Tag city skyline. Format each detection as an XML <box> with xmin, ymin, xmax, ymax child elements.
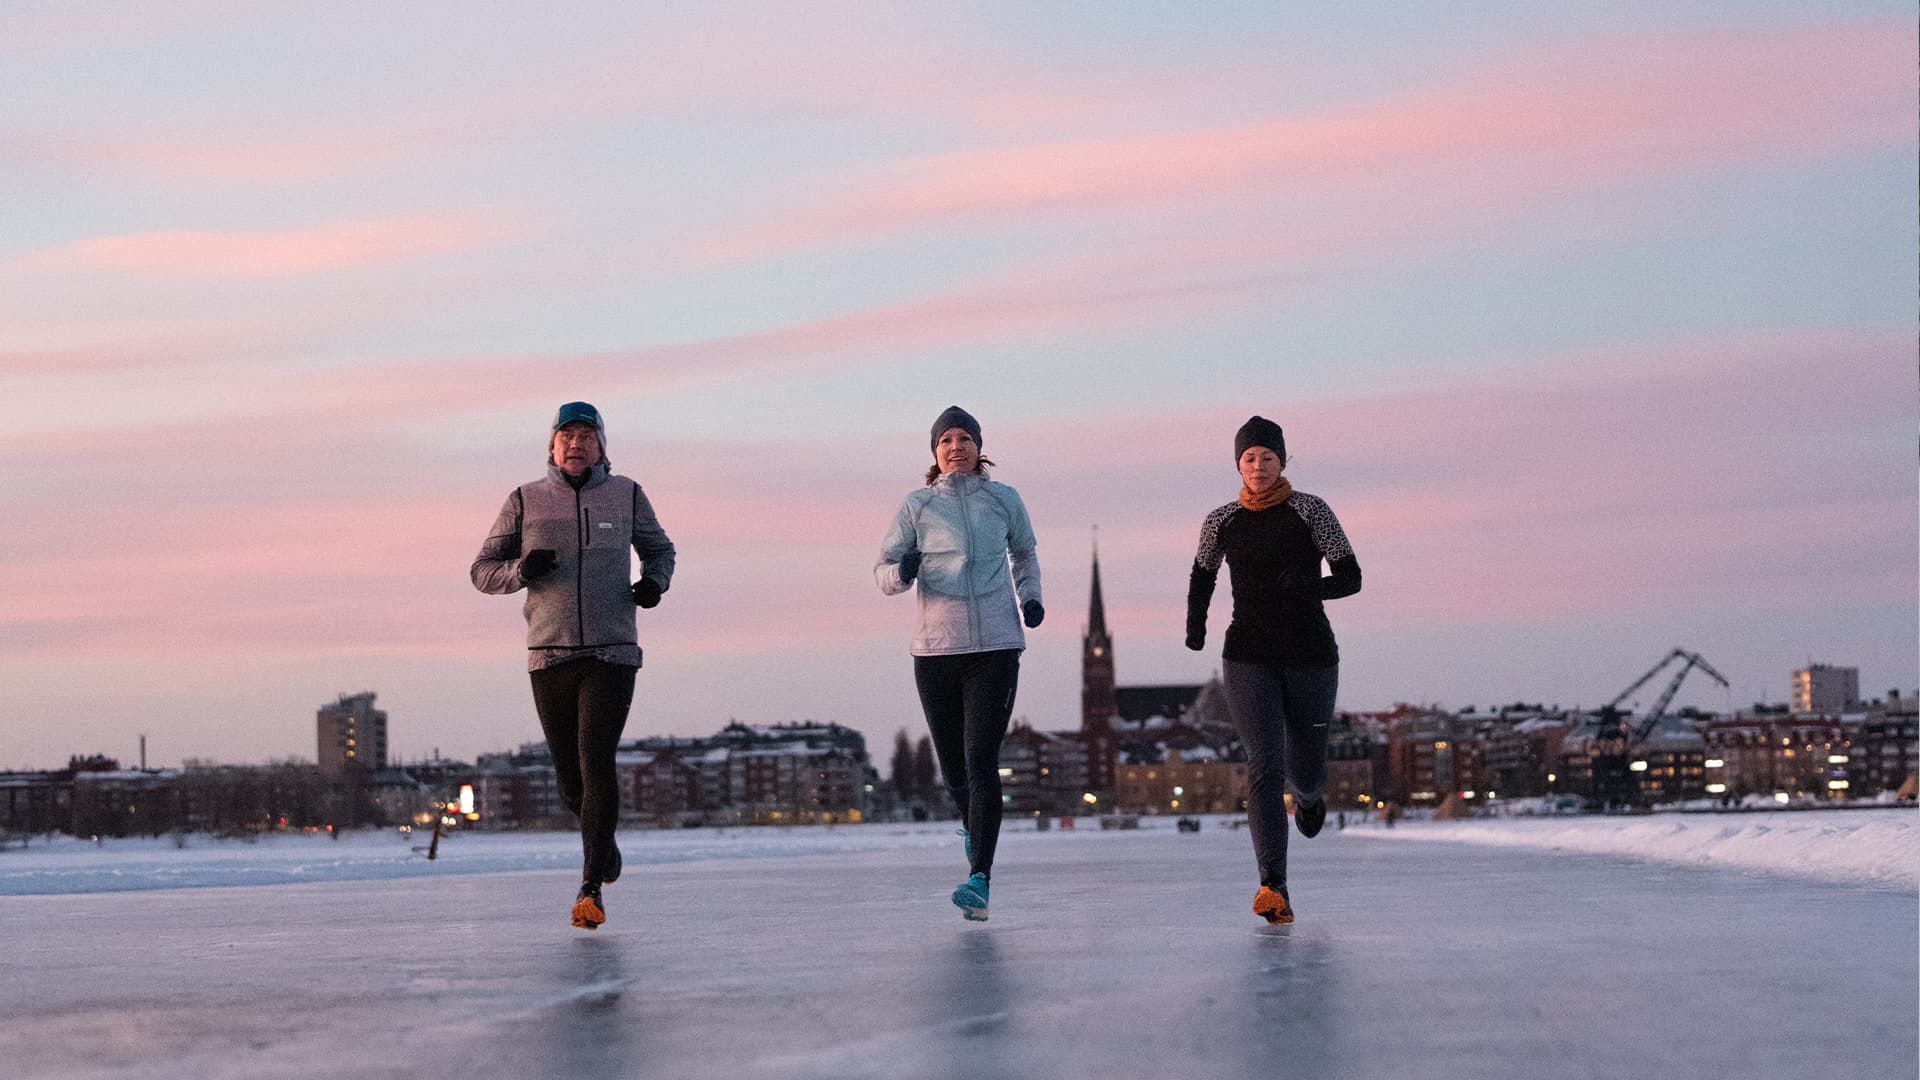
<box><xmin>2</xmin><ymin>5</ymin><xmax>1915</xmax><ymax>771</ymax></box>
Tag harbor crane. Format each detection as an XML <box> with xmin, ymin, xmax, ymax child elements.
<box><xmin>1591</xmin><ymin>648</ymin><xmax>1730</xmax><ymax>809</ymax></box>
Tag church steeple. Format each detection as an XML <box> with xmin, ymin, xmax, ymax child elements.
<box><xmin>1087</xmin><ymin>534</ymin><xmax>1108</xmax><ymax>641</ymax></box>
<box><xmin>1081</xmin><ymin>530</ymin><xmax>1117</xmax><ymax>799</ymax></box>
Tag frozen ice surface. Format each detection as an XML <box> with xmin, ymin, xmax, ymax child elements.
<box><xmin>2</xmin><ymin>813</ymin><xmax>1914</xmax><ymax>1080</ymax></box>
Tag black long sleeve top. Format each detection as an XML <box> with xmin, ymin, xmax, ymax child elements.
<box><xmin>1186</xmin><ymin>491</ymin><xmax>1360</xmax><ymax>668</ymax></box>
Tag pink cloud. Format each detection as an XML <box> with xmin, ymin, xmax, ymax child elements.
<box><xmin>0</xmin><ymin>2</ymin><xmax>241</xmax><ymax>53</ymax></box>
<box><xmin>27</xmin><ymin>210</ymin><xmax>526</xmax><ymax>282</ymax></box>
<box><xmin>700</xmin><ymin>19</ymin><xmax>1912</xmax><ymax>263</ymax></box>
<box><xmin>0</xmin><ymin>241</ymin><xmax>1291</xmax><ymax>440</ymax></box>
<box><xmin>0</xmin><ymin>466</ymin><xmax>895</xmax><ymax>662</ymax></box>
<box><xmin>0</xmin><ymin>322</ymin><xmax>1907</xmax><ymax>668</ymax></box>
<box><xmin>6</xmin><ymin>127</ymin><xmax>448</xmax><ymax>187</ymax></box>
<box><xmin>979</xmin><ymin>324</ymin><xmax>1914</xmax><ymax>627</ymax></box>
<box><xmin>3</xmin><ymin>18</ymin><xmax>1141</xmax><ymax>192</ymax></box>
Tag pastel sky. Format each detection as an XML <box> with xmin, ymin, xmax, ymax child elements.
<box><xmin>3</xmin><ymin>3</ymin><xmax>1914</xmax><ymax>771</ymax></box>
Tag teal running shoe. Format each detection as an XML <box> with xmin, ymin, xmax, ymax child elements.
<box><xmin>951</xmin><ymin>872</ymin><xmax>989</xmax><ymax>921</ymax></box>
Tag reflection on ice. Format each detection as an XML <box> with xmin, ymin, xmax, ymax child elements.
<box><xmin>2</xmin><ymin>818</ymin><xmax>1912</xmax><ymax>1080</ymax></box>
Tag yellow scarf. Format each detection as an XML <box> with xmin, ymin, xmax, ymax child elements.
<box><xmin>1238</xmin><ymin>477</ymin><xmax>1293</xmax><ymax>511</ymax></box>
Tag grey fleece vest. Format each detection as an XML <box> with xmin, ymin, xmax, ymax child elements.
<box><xmin>471</xmin><ymin>463</ymin><xmax>676</xmax><ymax>669</ymax></box>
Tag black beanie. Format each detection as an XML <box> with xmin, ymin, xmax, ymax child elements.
<box><xmin>1234</xmin><ymin>415</ymin><xmax>1285</xmax><ymax>462</ymax></box>
<box><xmin>930</xmin><ymin>405</ymin><xmax>983</xmax><ymax>454</ymax></box>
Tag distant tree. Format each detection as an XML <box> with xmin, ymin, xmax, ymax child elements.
<box><xmin>912</xmin><ymin>735</ymin><xmax>938</xmax><ymax>800</ymax></box>
<box><xmin>890</xmin><ymin>729</ymin><xmax>915</xmax><ymax>800</ymax></box>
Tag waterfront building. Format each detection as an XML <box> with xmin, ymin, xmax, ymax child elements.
<box><xmin>1770</xmin><ymin>714</ymin><xmax>1848</xmax><ymax>799</ymax></box>
<box><xmin>1115</xmin><ymin>751</ymin><xmax>1246</xmax><ymax>815</ymax></box>
<box><xmin>1483</xmin><ymin>713</ymin><xmax>1578</xmax><ymax>798</ymax></box>
<box><xmin>0</xmin><ymin>770</ymin><xmax>72</xmax><ymax>838</ymax></box>
<box><xmin>316</xmin><ymin>692</ymin><xmax>388</xmax><ymax>776</ymax></box>
<box><xmin>1850</xmin><ymin>693</ymin><xmax>1917</xmax><ymax>798</ymax></box>
<box><xmin>727</xmin><ymin>743</ymin><xmax>864</xmax><ymax>824</ymax></box>
<box><xmin>467</xmin><ymin>757</ymin><xmax>565</xmax><ymax>828</ymax></box>
<box><xmin>1632</xmin><ymin>719</ymin><xmax>1707</xmax><ymax>803</ymax></box>
<box><xmin>1325</xmin><ymin>711</ymin><xmax>1388</xmax><ymax>809</ymax></box>
<box><xmin>1792</xmin><ymin>664</ymin><xmax>1859</xmax><ymax>715</ymax></box>
<box><xmin>1386</xmin><ymin>707</ymin><xmax>1482</xmax><ymax>807</ymax></box>
<box><xmin>1702</xmin><ymin>716</ymin><xmax>1774</xmax><ymax>799</ymax></box>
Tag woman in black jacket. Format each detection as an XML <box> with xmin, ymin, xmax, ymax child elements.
<box><xmin>1186</xmin><ymin>416</ymin><xmax>1360</xmax><ymax>925</ymax></box>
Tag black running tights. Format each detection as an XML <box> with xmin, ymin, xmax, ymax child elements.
<box><xmin>913</xmin><ymin>648</ymin><xmax>1021</xmax><ymax>878</ymax></box>
<box><xmin>530</xmin><ymin>658</ymin><xmax>636</xmax><ymax>884</ymax></box>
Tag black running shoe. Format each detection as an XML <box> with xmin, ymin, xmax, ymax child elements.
<box><xmin>1295</xmin><ymin>797</ymin><xmax>1326</xmax><ymax>839</ymax></box>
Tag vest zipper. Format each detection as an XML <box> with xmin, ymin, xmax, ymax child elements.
<box><xmin>574</xmin><ymin>490</ymin><xmax>587</xmax><ymax>645</ymax></box>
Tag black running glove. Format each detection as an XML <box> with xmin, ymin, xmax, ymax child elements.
<box><xmin>1276</xmin><ymin>565</ymin><xmax>1322</xmax><ymax>598</ymax></box>
<box><xmin>1185</xmin><ymin>628</ymin><xmax>1205</xmax><ymax>652</ymax></box>
<box><xmin>632</xmin><ymin>578</ymin><xmax>662</xmax><ymax>609</ymax></box>
<box><xmin>521</xmin><ymin>548</ymin><xmax>557</xmax><ymax>582</ymax></box>
<box><xmin>1022</xmin><ymin>600</ymin><xmax>1045</xmax><ymax>628</ymax></box>
<box><xmin>897</xmin><ymin>549</ymin><xmax>921</xmax><ymax>586</ymax></box>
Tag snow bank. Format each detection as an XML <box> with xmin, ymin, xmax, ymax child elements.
<box><xmin>0</xmin><ymin>820</ymin><xmax>993</xmax><ymax>896</ymax></box>
<box><xmin>1350</xmin><ymin>808</ymin><xmax>1918</xmax><ymax>890</ymax></box>
<box><xmin>3</xmin><ymin>808</ymin><xmax>1912</xmax><ymax>896</ymax></box>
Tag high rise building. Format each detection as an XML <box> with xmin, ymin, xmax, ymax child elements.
<box><xmin>317</xmin><ymin>692</ymin><xmax>388</xmax><ymax>776</ymax></box>
<box><xmin>1791</xmin><ymin>664</ymin><xmax>1859</xmax><ymax>715</ymax></box>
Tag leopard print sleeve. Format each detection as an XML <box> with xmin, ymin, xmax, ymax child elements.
<box><xmin>1193</xmin><ymin>502</ymin><xmax>1238</xmax><ymax>571</ymax></box>
<box><xmin>1187</xmin><ymin>502</ymin><xmax>1238</xmax><ymax>643</ymax></box>
<box><xmin>1287</xmin><ymin>493</ymin><xmax>1353</xmax><ymax>562</ymax></box>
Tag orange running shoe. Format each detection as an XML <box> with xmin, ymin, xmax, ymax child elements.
<box><xmin>571</xmin><ymin>882</ymin><xmax>606</xmax><ymax>930</ymax></box>
<box><xmin>1253</xmin><ymin>885</ymin><xmax>1293</xmax><ymax>925</ymax></box>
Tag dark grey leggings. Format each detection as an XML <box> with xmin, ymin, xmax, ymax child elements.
<box><xmin>913</xmin><ymin>649</ymin><xmax>1021</xmax><ymax>878</ymax></box>
<box><xmin>530</xmin><ymin>658</ymin><xmax>636</xmax><ymax>884</ymax></box>
<box><xmin>1223</xmin><ymin>659</ymin><xmax>1337</xmax><ymax>889</ymax></box>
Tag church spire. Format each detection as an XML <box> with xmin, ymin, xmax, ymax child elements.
<box><xmin>1087</xmin><ymin>530</ymin><xmax>1108</xmax><ymax>640</ymax></box>
<box><xmin>1081</xmin><ymin>526</ymin><xmax>1117</xmax><ymax>799</ymax></box>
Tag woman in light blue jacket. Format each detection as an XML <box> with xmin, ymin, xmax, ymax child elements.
<box><xmin>876</xmin><ymin>405</ymin><xmax>1043</xmax><ymax>921</ymax></box>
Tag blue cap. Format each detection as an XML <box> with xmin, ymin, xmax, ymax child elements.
<box><xmin>552</xmin><ymin>401</ymin><xmax>603</xmax><ymax>432</ymax></box>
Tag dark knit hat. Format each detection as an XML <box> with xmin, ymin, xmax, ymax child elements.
<box><xmin>1234</xmin><ymin>415</ymin><xmax>1285</xmax><ymax>462</ymax></box>
<box><xmin>930</xmin><ymin>405</ymin><xmax>982</xmax><ymax>454</ymax></box>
